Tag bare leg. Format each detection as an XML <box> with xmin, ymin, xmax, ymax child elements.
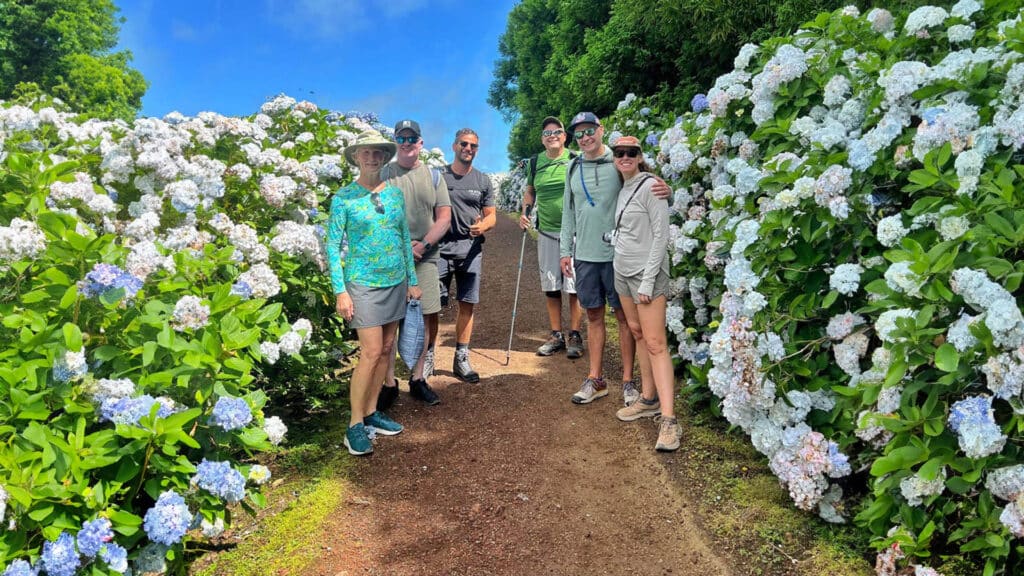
<box><xmin>614</xmin><ymin>307</ymin><xmax>636</xmax><ymax>382</ymax></box>
<box><xmin>456</xmin><ymin>301</ymin><xmax>475</xmax><ymax>345</ymax></box>
<box><xmin>545</xmin><ymin>294</ymin><xmax>563</xmax><ymax>332</ymax></box>
<box><xmin>351</xmin><ymin>326</ymin><xmax>384</xmax><ymax>426</ymax></box>
<box><xmin>637</xmin><ymin>296</ymin><xmax>675</xmax><ymax>417</ymax></box>
<box><xmin>586</xmin><ymin>306</ymin><xmax>605</xmax><ymax>378</ymax></box>
<box><xmin>569</xmin><ymin>293</ymin><xmax>583</xmax><ymax>332</ymax></box>
<box><xmin>365</xmin><ymin>321</ymin><xmax>398</xmax><ymax>416</ymax></box>
<box><xmin>618</xmin><ymin>296</ymin><xmax>655</xmax><ymax>400</ymax></box>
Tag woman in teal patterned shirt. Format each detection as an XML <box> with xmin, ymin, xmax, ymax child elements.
<box><xmin>327</xmin><ymin>129</ymin><xmax>421</xmax><ymax>456</ymax></box>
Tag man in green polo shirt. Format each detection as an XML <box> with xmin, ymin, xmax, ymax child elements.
<box><xmin>519</xmin><ymin>116</ymin><xmax>584</xmax><ymax>359</ymax></box>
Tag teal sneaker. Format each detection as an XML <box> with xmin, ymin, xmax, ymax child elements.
<box><xmin>343</xmin><ymin>422</ymin><xmax>373</xmax><ymax>456</ymax></box>
<box><xmin>364</xmin><ymin>411</ymin><xmax>404</xmax><ymax>436</ymax></box>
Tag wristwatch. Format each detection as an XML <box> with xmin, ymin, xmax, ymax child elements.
<box><xmin>422</xmin><ymin>241</ymin><xmax>433</xmax><ymax>253</ymax></box>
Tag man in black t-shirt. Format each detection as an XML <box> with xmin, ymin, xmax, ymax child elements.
<box><xmin>439</xmin><ymin>128</ymin><xmax>495</xmax><ymax>383</ymax></box>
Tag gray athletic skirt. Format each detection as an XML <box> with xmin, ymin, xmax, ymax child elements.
<box><xmin>346</xmin><ymin>281</ymin><xmax>407</xmax><ymax>329</ymax></box>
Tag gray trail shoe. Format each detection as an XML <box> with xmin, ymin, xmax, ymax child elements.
<box><xmin>571</xmin><ymin>377</ymin><xmax>608</xmax><ymax>404</ymax></box>
<box><xmin>616</xmin><ymin>396</ymin><xmax>660</xmax><ymax>421</ymax></box>
<box><xmin>622</xmin><ymin>380</ymin><xmax>640</xmax><ymax>406</ymax></box>
<box><xmin>453</xmin><ymin>348</ymin><xmax>480</xmax><ymax>383</ymax></box>
<box><xmin>422</xmin><ymin>347</ymin><xmax>435</xmax><ymax>379</ymax></box>
<box><xmin>566</xmin><ymin>331</ymin><xmax>584</xmax><ymax>359</ymax></box>
<box><xmin>537</xmin><ymin>332</ymin><xmax>566</xmax><ymax>356</ymax></box>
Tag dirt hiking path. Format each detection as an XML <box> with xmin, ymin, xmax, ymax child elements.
<box><xmin>308</xmin><ymin>215</ymin><xmax>734</xmax><ymax>576</ymax></box>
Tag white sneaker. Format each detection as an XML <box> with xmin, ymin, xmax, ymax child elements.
<box><xmin>571</xmin><ymin>377</ymin><xmax>608</xmax><ymax>404</ymax></box>
<box><xmin>622</xmin><ymin>380</ymin><xmax>640</xmax><ymax>406</ymax></box>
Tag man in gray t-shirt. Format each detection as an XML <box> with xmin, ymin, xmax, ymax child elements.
<box><xmin>376</xmin><ymin>119</ymin><xmax>451</xmax><ymax>409</ymax></box>
<box><xmin>439</xmin><ymin>128</ymin><xmax>495</xmax><ymax>383</ymax></box>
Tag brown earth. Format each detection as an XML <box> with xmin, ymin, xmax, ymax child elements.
<box><xmin>305</xmin><ymin>214</ymin><xmax>735</xmax><ymax>576</ymax></box>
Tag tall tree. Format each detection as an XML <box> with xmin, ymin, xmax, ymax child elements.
<box><xmin>0</xmin><ymin>0</ymin><xmax>147</xmax><ymax>121</ymax></box>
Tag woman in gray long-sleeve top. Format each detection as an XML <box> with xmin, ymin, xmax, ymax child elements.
<box><xmin>606</xmin><ymin>136</ymin><xmax>682</xmax><ymax>453</ymax></box>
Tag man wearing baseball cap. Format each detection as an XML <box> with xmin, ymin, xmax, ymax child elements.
<box><xmin>519</xmin><ymin>116</ymin><xmax>584</xmax><ymax>359</ymax></box>
<box><xmin>377</xmin><ymin>119</ymin><xmax>451</xmax><ymax>408</ymax></box>
<box><xmin>559</xmin><ymin>111</ymin><xmax>671</xmax><ymax>407</ymax></box>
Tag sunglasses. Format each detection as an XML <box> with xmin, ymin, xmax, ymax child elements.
<box><xmin>370</xmin><ymin>193</ymin><xmax>384</xmax><ymax>214</ymax></box>
<box><xmin>542</xmin><ymin>129</ymin><xmax>564</xmax><ymax>137</ymax></box>
<box><xmin>395</xmin><ymin>135</ymin><xmax>419</xmax><ymax>145</ymax></box>
<box><xmin>573</xmin><ymin>127</ymin><xmax>598</xmax><ymax>139</ymax></box>
<box><xmin>613</xmin><ymin>148</ymin><xmax>641</xmax><ymax>158</ymax></box>
<box><xmin>458</xmin><ymin>141</ymin><xmax>479</xmax><ymax>149</ymax></box>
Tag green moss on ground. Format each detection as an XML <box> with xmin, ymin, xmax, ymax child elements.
<box><xmin>192</xmin><ymin>421</ymin><xmax>354</xmax><ymax>576</ymax></box>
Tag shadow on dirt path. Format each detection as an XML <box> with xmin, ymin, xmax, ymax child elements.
<box><xmin>307</xmin><ymin>214</ymin><xmax>734</xmax><ymax>576</ymax></box>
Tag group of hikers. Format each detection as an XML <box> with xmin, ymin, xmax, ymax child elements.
<box><xmin>328</xmin><ymin>112</ymin><xmax>680</xmax><ymax>457</ymax></box>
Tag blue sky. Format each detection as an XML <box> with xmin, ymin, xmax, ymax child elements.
<box><xmin>116</xmin><ymin>0</ymin><xmax>518</xmax><ymax>173</ymax></box>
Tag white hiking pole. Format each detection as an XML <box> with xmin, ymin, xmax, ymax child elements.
<box><xmin>506</xmin><ymin>205</ymin><xmax>531</xmax><ymax>365</ymax></box>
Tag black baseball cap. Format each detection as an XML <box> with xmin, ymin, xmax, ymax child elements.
<box><xmin>567</xmin><ymin>111</ymin><xmax>601</xmax><ymax>131</ymax></box>
<box><xmin>393</xmin><ymin>119</ymin><xmax>421</xmax><ymax>137</ymax></box>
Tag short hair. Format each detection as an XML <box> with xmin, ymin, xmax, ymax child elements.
<box><xmin>454</xmin><ymin>128</ymin><xmax>478</xmax><ymax>142</ymax></box>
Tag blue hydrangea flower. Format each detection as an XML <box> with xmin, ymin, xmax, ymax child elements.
<box><xmin>645</xmin><ymin>133</ymin><xmax>660</xmax><ymax>146</ymax></box>
<box><xmin>2</xmin><ymin>559</ymin><xmax>36</xmax><ymax>576</ymax></box>
<box><xmin>143</xmin><ymin>491</ymin><xmax>193</xmax><ymax>545</ymax></box>
<box><xmin>193</xmin><ymin>459</ymin><xmax>247</xmax><ymax>503</ymax></box>
<box><xmin>100</xmin><ymin>395</ymin><xmax>164</xmax><ymax>426</ymax></box>
<box><xmin>948</xmin><ymin>395</ymin><xmax>993</xmax><ymax>432</ymax></box>
<box><xmin>308</xmin><ymin>208</ymin><xmax>319</xmax><ymax>218</ymax></box>
<box><xmin>76</xmin><ymin>517</ymin><xmax>114</xmax><ymax>558</ymax></box>
<box><xmin>52</xmin><ymin>349</ymin><xmax>87</xmax><ymax>383</ymax></box>
<box><xmin>211</xmin><ymin>396</ymin><xmax>252</xmax><ymax>431</ymax></box>
<box><xmin>230</xmin><ymin>281</ymin><xmax>253</xmax><ymax>299</ymax></box>
<box><xmin>79</xmin><ymin>263</ymin><xmax>143</xmax><ymax>300</ymax></box>
<box><xmin>921</xmin><ymin>106</ymin><xmax>945</xmax><ymax>124</ymax></box>
<box><xmin>827</xmin><ymin>442</ymin><xmax>852</xmax><ymax>477</ymax></box>
<box><xmin>40</xmin><ymin>532</ymin><xmax>80</xmax><ymax>576</ymax></box>
<box><xmin>639</xmin><ymin>106</ymin><xmax>651</xmax><ymax>116</ymax></box>
<box><xmin>100</xmin><ymin>543</ymin><xmax>128</xmax><ymax>573</ymax></box>
<box><xmin>691</xmin><ymin>93</ymin><xmax>709</xmax><ymax>113</ymax></box>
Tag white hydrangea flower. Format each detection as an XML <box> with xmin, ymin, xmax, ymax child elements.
<box><xmin>875</xmin><ymin>308</ymin><xmax>915</xmax><ymax>343</ymax></box>
<box><xmin>263</xmin><ymin>416</ymin><xmax>287</xmax><ymax>445</ymax></box>
<box><xmin>904</xmin><ymin>6</ymin><xmax>949</xmax><ymax>36</ymax></box>
<box><xmin>884</xmin><ymin>261</ymin><xmax>926</xmax><ymax>297</ymax></box>
<box><xmin>900</xmin><ymin>467</ymin><xmax>947</xmax><ymax>506</ymax></box>
<box><xmin>877</xmin><ymin>215</ymin><xmax>909</xmax><ymax>247</ymax></box>
<box><xmin>829</xmin><ymin>263</ymin><xmax>863</xmax><ymax>296</ymax></box>
<box><xmin>171</xmin><ymin>295</ymin><xmax>210</xmax><ymax>331</ymax></box>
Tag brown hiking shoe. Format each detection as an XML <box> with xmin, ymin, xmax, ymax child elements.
<box><xmin>616</xmin><ymin>397</ymin><xmax>660</xmax><ymax>422</ymax></box>
<box><xmin>655</xmin><ymin>417</ymin><xmax>683</xmax><ymax>452</ymax></box>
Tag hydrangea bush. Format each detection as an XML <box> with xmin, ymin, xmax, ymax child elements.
<box><xmin>505</xmin><ymin>2</ymin><xmax>1024</xmax><ymax>574</ymax></box>
<box><xmin>0</xmin><ymin>95</ymin><xmax>386</xmax><ymax>573</ymax></box>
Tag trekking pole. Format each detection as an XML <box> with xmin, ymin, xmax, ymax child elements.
<box><xmin>506</xmin><ymin>205</ymin><xmax>531</xmax><ymax>366</ymax></box>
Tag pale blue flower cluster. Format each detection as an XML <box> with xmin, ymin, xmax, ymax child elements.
<box><xmin>210</xmin><ymin>396</ymin><xmax>252</xmax><ymax>431</ymax></box>
<box><xmin>948</xmin><ymin>395</ymin><xmax>1006</xmax><ymax>458</ymax></box>
<box><xmin>100</xmin><ymin>394</ymin><xmax>175</xmax><ymax>426</ymax></box>
<box><xmin>690</xmin><ymin>93</ymin><xmax>708</xmax><ymax>113</ymax></box>
<box><xmin>76</xmin><ymin>517</ymin><xmax>114</xmax><ymax>557</ymax></box>
<box><xmin>52</xmin><ymin>349</ymin><xmax>87</xmax><ymax>383</ymax></box>
<box><xmin>143</xmin><ymin>491</ymin><xmax>193</xmax><ymax>545</ymax></box>
<box><xmin>194</xmin><ymin>459</ymin><xmax>247</xmax><ymax>503</ymax></box>
<box><xmin>79</xmin><ymin>263</ymin><xmax>143</xmax><ymax>300</ymax></box>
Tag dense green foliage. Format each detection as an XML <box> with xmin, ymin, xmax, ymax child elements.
<box><xmin>0</xmin><ymin>0</ymin><xmax>147</xmax><ymax>122</ymax></box>
<box><xmin>490</xmin><ymin>0</ymin><xmax>936</xmax><ymax>164</ymax></box>
<box><xmin>501</xmin><ymin>2</ymin><xmax>1024</xmax><ymax>574</ymax></box>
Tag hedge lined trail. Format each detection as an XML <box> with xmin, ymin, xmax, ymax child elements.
<box><xmin>306</xmin><ymin>214</ymin><xmax>733</xmax><ymax>576</ymax></box>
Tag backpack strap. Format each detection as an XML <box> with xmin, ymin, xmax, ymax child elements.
<box><xmin>528</xmin><ymin>154</ymin><xmax>538</xmax><ymax>184</ymax></box>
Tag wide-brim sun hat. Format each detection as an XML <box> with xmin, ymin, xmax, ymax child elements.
<box><xmin>611</xmin><ymin>135</ymin><xmax>642</xmax><ymax>150</ymax></box>
<box><xmin>344</xmin><ymin>129</ymin><xmax>397</xmax><ymax>166</ymax></box>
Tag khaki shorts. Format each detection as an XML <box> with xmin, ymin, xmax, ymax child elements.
<box><xmin>614</xmin><ymin>269</ymin><xmax>670</xmax><ymax>304</ymax></box>
<box><xmin>416</xmin><ymin>261</ymin><xmax>442</xmax><ymax>315</ymax></box>
<box><xmin>537</xmin><ymin>232</ymin><xmax>575</xmax><ymax>293</ymax></box>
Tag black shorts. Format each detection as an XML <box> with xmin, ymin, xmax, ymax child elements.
<box><xmin>438</xmin><ymin>248</ymin><xmax>482</xmax><ymax>305</ymax></box>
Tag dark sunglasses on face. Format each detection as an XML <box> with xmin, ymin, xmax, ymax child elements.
<box><xmin>613</xmin><ymin>148</ymin><xmax>641</xmax><ymax>158</ymax></box>
<box><xmin>573</xmin><ymin>127</ymin><xmax>598</xmax><ymax>139</ymax></box>
<box><xmin>370</xmin><ymin>193</ymin><xmax>385</xmax><ymax>214</ymax></box>
<box><xmin>542</xmin><ymin>129</ymin><xmax>564</xmax><ymax>137</ymax></box>
<box><xmin>395</xmin><ymin>136</ymin><xmax>419</xmax><ymax>145</ymax></box>
<box><xmin>458</xmin><ymin>141</ymin><xmax>479</xmax><ymax>149</ymax></box>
